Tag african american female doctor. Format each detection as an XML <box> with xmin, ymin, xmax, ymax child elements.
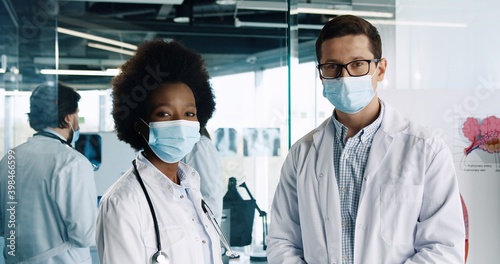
<box><xmin>96</xmin><ymin>40</ymin><xmax>222</xmax><ymax>264</ymax></box>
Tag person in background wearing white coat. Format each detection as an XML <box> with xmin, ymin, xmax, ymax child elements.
<box><xmin>182</xmin><ymin>127</ymin><xmax>224</xmax><ymax>224</ymax></box>
<box><xmin>266</xmin><ymin>15</ymin><xmax>465</xmax><ymax>264</ymax></box>
<box><xmin>0</xmin><ymin>82</ymin><xmax>97</xmax><ymax>263</ymax></box>
<box><xmin>96</xmin><ymin>39</ymin><xmax>222</xmax><ymax>264</ymax></box>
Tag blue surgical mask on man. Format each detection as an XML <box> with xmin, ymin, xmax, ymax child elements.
<box><xmin>69</xmin><ymin>120</ymin><xmax>80</xmax><ymax>146</ymax></box>
<box><xmin>71</xmin><ymin>127</ymin><xmax>80</xmax><ymax>146</ymax></box>
<box><xmin>141</xmin><ymin>119</ymin><xmax>201</xmax><ymax>163</ymax></box>
<box><xmin>322</xmin><ymin>70</ymin><xmax>378</xmax><ymax>114</ymax></box>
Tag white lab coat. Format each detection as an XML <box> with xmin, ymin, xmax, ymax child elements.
<box><xmin>96</xmin><ymin>153</ymin><xmax>223</xmax><ymax>264</ymax></box>
<box><xmin>0</xmin><ymin>133</ymin><xmax>97</xmax><ymax>264</ymax></box>
<box><xmin>182</xmin><ymin>135</ymin><xmax>224</xmax><ymax>223</ymax></box>
<box><xmin>267</xmin><ymin>102</ymin><xmax>465</xmax><ymax>264</ymax></box>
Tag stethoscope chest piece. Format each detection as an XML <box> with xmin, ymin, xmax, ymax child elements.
<box><xmin>153</xmin><ymin>250</ymin><xmax>169</xmax><ymax>264</ymax></box>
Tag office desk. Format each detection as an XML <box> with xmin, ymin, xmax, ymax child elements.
<box><xmin>228</xmin><ymin>252</ymin><xmax>268</xmax><ymax>264</ymax></box>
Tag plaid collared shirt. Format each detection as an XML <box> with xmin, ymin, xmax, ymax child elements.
<box><xmin>331</xmin><ymin>103</ymin><xmax>384</xmax><ymax>264</ymax></box>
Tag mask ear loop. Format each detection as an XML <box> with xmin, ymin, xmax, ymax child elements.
<box><xmin>67</xmin><ymin>119</ymin><xmax>77</xmax><ymax>145</ymax></box>
<box><xmin>137</xmin><ymin>118</ymin><xmax>151</xmax><ymax>144</ymax></box>
<box><xmin>370</xmin><ymin>67</ymin><xmax>379</xmax><ymax>79</ymax></box>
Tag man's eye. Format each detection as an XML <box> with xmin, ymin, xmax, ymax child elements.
<box><xmin>322</xmin><ymin>64</ymin><xmax>339</xmax><ymax>70</ymax></box>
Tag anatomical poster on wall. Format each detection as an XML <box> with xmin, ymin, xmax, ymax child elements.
<box><xmin>455</xmin><ymin>115</ymin><xmax>500</xmax><ymax>174</ymax></box>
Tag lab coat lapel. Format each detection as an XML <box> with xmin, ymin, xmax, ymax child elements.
<box><xmin>313</xmin><ymin>117</ymin><xmax>338</xmax><ymax>214</ymax></box>
<box><xmin>181</xmin><ymin>164</ymin><xmax>223</xmax><ymax>263</ymax></box>
<box><xmin>362</xmin><ymin>130</ymin><xmax>392</xmax><ymax>187</ymax></box>
<box><xmin>359</xmin><ymin>102</ymin><xmax>408</xmax><ymax>204</ymax></box>
<box><xmin>313</xmin><ymin>117</ymin><xmax>342</xmax><ymax>260</ymax></box>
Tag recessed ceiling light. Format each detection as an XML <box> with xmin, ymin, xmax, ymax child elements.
<box><xmin>216</xmin><ymin>0</ymin><xmax>236</xmax><ymax>5</ymax></box>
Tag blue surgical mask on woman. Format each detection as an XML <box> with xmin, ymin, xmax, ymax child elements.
<box><xmin>141</xmin><ymin>119</ymin><xmax>201</xmax><ymax>163</ymax></box>
<box><xmin>322</xmin><ymin>70</ymin><xmax>377</xmax><ymax>114</ymax></box>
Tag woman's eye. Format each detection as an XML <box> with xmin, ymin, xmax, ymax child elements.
<box><xmin>186</xmin><ymin>112</ymin><xmax>196</xmax><ymax>117</ymax></box>
<box><xmin>157</xmin><ymin>112</ymin><xmax>170</xmax><ymax>117</ymax></box>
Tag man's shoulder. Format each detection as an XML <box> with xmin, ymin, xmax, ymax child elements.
<box><xmin>299</xmin><ymin>117</ymin><xmax>331</xmax><ymax>141</ymax></box>
<box><xmin>382</xmin><ymin>103</ymin><xmax>446</xmax><ymax>150</ymax></box>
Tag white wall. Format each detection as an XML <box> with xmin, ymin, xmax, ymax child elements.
<box><xmin>379</xmin><ymin>1</ymin><xmax>500</xmax><ymax>260</ymax></box>
<box><xmin>91</xmin><ymin>132</ymin><xmax>137</xmax><ymax>197</ymax></box>
<box><xmin>378</xmin><ymin>88</ymin><xmax>500</xmax><ymax>264</ymax></box>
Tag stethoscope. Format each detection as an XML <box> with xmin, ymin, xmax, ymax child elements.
<box><xmin>132</xmin><ymin>160</ymin><xmax>239</xmax><ymax>264</ymax></box>
<box><xmin>34</xmin><ymin>131</ymin><xmax>72</xmax><ymax>147</ymax></box>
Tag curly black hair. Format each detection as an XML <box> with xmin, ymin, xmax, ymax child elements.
<box><xmin>112</xmin><ymin>39</ymin><xmax>216</xmax><ymax>151</ymax></box>
<box><xmin>28</xmin><ymin>82</ymin><xmax>80</xmax><ymax>131</ymax></box>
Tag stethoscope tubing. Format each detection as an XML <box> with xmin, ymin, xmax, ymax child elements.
<box><xmin>132</xmin><ymin>159</ymin><xmax>239</xmax><ymax>262</ymax></box>
<box><xmin>133</xmin><ymin>160</ymin><xmax>163</xmax><ymax>251</ymax></box>
<box><xmin>201</xmin><ymin>200</ymin><xmax>240</xmax><ymax>258</ymax></box>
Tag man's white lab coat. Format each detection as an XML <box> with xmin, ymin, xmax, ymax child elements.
<box><xmin>267</xmin><ymin>102</ymin><xmax>465</xmax><ymax>264</ymax></box>
<box><xmin>0</xmin><ymin>133</ymin><xmax>97</xmax><ymax>263</ymax></box>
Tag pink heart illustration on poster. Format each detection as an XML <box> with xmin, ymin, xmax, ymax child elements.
<box><xmin>462</xmin><ymin>116</ymin><xmax>500</xmax><ymax>155</ymax></box>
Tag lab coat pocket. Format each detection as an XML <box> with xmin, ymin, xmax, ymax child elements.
<box><xmin>144</xmin><ymin>225</ymin><xmax>185</xmax><ymax>251</ymax></box>
<box><xmin>380</xmin><ymin>184</ymin><xmax>423</xmax><ymax>246</ymax></box>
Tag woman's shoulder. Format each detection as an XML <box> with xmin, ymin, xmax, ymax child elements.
<box><xmin>100</xmin><ymin>169</ymin><xmax>142</xmax><ymax>205</ymax></box>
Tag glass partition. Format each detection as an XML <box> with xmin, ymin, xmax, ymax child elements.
<box><xmin>52</xmin><ymin>0</ymin><xmax>290</xmax><ymax>250</ymax></box>
<box><xmin>0</xmin><ymin>0</ymin><xmax>19</xmax><ymax>156</ymax></box>
<box><xmin>0</xmin><ymin>0</ymin><xmax>58</xmax><ymax>156</ymax></box>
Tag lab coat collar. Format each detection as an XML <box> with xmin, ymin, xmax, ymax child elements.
<box><xmin>361</xmin><ymin>100</ymin><xmax>410</xmax><ymax>182</ymax></box>
<box><xmin>377</xmin><ymin>100</ymin><xmax>411</xmax><ymax>135</ymax></box>
<box><xmin>42</xmin><ymin>128</ymin><xmax>68</xmax><ymax>141</ymax></box>
<box><xmin>360</xmin><ymin>99</ymin><xmax>413</xmax><ymax>187</ymax></box>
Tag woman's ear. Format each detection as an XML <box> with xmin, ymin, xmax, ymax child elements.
<box><xmin>134</xmin><ymin>121</ymin><xmax>141</xmax><ymax>134</ymax></box>
<box><xmin>135</xmin><ymin>119</ymin><xmax>149</xmax><ymax>140</ymax></box>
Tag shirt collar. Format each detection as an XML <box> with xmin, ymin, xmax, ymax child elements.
<box><xmin>331</xmin><ymin>101</ymin><xmax>385</xmax><ymax>144</ymax></box>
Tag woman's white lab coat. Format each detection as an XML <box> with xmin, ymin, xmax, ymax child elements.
<box><xmin>182</xmin><ymin>135</ymin><xmax>224</xmax><ymax>224</ymax></box>
<box><xmin>96</xmin><ymin>153</ymin><xmax>223</xmax><ymax>264</ymax></box>
<box><xmin>267</xmin><ymin>102</ymin><xmax>465</xmax><ymax>264</ymax></box>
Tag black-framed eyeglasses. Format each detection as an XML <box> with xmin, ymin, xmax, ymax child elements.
<box><xmin>317</xmin><ymin>59</ymin><xmax>380</xmax><ymax>79</ymax></box>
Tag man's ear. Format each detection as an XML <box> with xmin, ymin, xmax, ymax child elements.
<box><xmin>63</xmin><ymin>113</ymin><xmax>74</xmax><ymax>128</ymax></box>
<box><xmin>375</xmin><ymin>58</ymin><xmax>387</xmax><ymax>82</ymax></box>
<box><xmin>317</xmin><ymin>68</ymin><xmax>323</xmax><ymax>81</ymax></box>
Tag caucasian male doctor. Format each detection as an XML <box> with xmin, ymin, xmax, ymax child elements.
<box><xmin>266</xmin><ymin>15</ymin><xmax>465</xmax><ymax>264</ymax></box>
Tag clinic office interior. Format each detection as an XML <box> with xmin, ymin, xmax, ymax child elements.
<box><xmin>1</xmin><ymin>0</ymin><xmax>500</xmax><ymax>263</ymax></box>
